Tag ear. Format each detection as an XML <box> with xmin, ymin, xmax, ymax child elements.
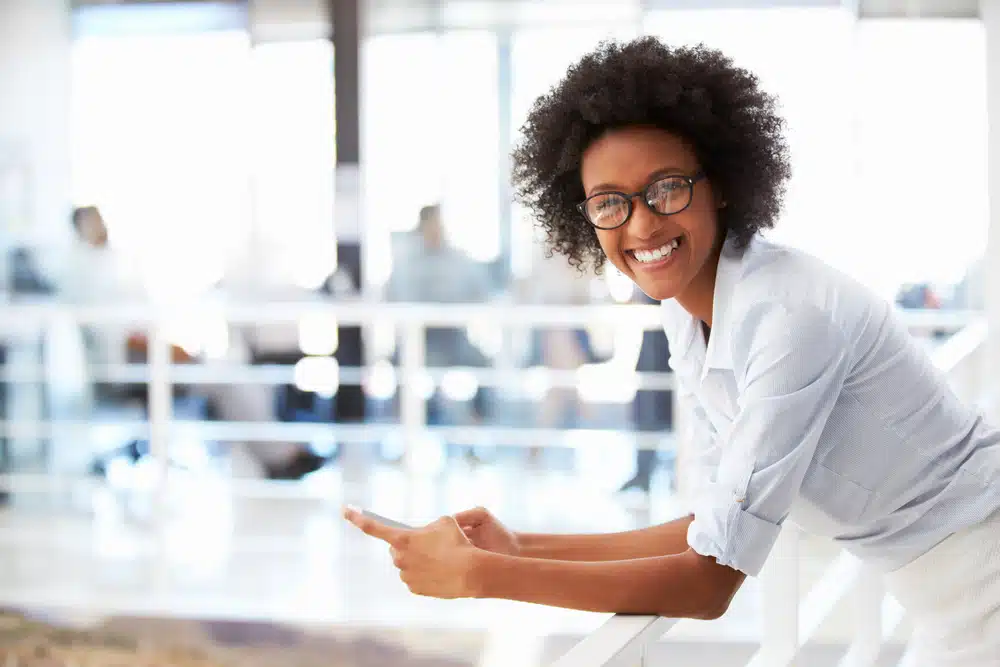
<box><xmin>710</xmin><ymin>181</ymin><xmax>726</xmax><ymax>209</ymax></box>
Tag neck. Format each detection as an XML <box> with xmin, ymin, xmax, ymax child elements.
<box><xmin>674</xmin><ymin>242</ymin><xmax>722</xmax><ymax>327</ymax></box>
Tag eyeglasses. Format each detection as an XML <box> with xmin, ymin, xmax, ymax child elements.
<box><xmin>576</xmin><ymin>171</ymin><xmax>707</xmax><ymax>230</ymax></box>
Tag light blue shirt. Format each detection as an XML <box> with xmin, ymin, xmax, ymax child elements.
<box><xmin>663</xmin><ymin>235</ymin><xmax>1000</xmax><ymax>576</ymax></box>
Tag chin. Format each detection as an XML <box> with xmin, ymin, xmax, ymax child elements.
<box><xmin>636</xmin><ymin>280</ymin><xmax>681</xmax><ymax>302</ymax></box>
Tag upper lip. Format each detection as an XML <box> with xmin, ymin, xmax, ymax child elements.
<box><xmin>626</xmin><ymin>236</ymin><xmax>681</xmax><ymax>253</ymax></box>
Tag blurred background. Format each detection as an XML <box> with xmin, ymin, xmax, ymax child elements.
<box><xmin>0</xmin><ymin>0</ymin><xmax>994</xmax><ymax>665</ymax></box>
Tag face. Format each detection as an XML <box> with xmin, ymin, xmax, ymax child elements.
<box><xmin>421</xmin><ymin>214</ymin><xmax>444</xmax><ymax>250</ymax></box>
<box><xmin>580</xmin><ymin>126</ymin><xmax>723</xmax><ymax>306</ymax></box>
<box><xmin>78</xmin><ymin>210</ymin><xmax>108</xmax><ymax>247</ymax></box>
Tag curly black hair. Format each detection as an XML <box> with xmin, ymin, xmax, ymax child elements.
<box><xmin>511</xmin><ymin>37</ymin><xmax>791</xmax><ymax>271</ymax></box>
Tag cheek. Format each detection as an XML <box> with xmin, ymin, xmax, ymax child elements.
<box><xmin>678</xmin><ymin>208</ymin><xmax>720</xmax><ymax>253</ymax></box>
<box><xmin>594</xmin><ymin>229</ymin><xmax>623</xmax><ymax>264</ymax></box>
<box><xmin>691</xmin><ymin>221</ymin><xmax>717</xmax><ymax>250</ymax></box>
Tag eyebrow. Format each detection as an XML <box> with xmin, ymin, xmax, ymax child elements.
<box><xmin>586</xmin><ymin>167</ymin><xmax>691</xmax><ymax>197</ymax></box>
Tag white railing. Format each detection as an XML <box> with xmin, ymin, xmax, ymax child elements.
<box><xmin>0</xmin><ymin>299</ymin><xmax>680</xmax><ymax>496</ymax></box>
<box><xmin>0</xmin><ymin>302</ymin><xmax>975</xmax><ymax>482</ymax></box>
<box><xmin>0</xmin><ymin>300</ymin><xmax>984</xmax><ymax>664</ymax></box>
<box><xmin>549</xmin><ymin>315</ymin><xmax>988</xmax><ymax>667</ymax></box>
<box><xmin>0</xmin><ymin>300</ymin><xmax>973</xmax><ymax>492</ymax></box>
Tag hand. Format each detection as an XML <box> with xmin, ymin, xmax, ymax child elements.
<box><xmin>343</xmin><ymin>506</ymin><xmax>481</xmax><ymax>599</ymax></box>
<box><xmin>454</xmin><ymin>506</ymin><xmax>520</xmax><ymax>556</ymax></box>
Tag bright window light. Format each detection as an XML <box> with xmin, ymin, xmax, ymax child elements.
<box><xmin>298</xmin><ymin>312</ymin><xmax>340</xmax><ymax>356</ymax></box>
<box><xmin>71</xmin><ymin>29</ymin><xmax>252</xmax><ymax>301</ymax></box>
<box><xmin>294</xmin><ymin>356</ymin><xmax>340</xmax><ymax>398</ymax></box>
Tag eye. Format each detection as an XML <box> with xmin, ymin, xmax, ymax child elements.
<box><xmin>586</xmin><ymin>194</ymin><xmax>628</xmax><ymax>223</ymax></box>
<box><xmin>649</xmin><ymin>177</ymin><xmax>686</xmax><ymax>199</ymax></box>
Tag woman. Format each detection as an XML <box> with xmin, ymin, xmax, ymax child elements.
<box><xmin>345</xmin><ymin>38</ymin><xmax>1000</xmax><ymax>665</ymax></box>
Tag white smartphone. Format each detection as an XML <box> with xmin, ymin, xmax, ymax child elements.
<box><xmin>360</xmin><ymin>509</ymin><xmax>414</xmax><ymax>531</ymax></box>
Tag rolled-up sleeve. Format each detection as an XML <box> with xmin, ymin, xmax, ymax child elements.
<box><xmin>687</xmin><ymin>302</ymin><xmax>850</xmax><ymax>576</ymax></box>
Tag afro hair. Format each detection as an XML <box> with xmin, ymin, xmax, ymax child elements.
<box><xmin>511</xmin><ymin>37</ymin><xmax>792</xmax><ymax>271</ymax></box>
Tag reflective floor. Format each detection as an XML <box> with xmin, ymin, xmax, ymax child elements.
<box><xmin>0</xmin><ymin>459</ymin><xmax>910</xmax><ymax>665</ymax></box>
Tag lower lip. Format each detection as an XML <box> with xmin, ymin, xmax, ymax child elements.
<box><xmin>630</xmin><ymin>247</ymin><xmax>679</xmax><ymax>272</ymax></box>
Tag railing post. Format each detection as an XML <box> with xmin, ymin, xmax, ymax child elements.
<box><xmin>761</xmin><ymin>526</ymin><xmax>800</xmax><ymax>666</ymax></box>
<box><xmin>400</xmin><ymin>319</ymin><xmax>427</xmax><ymax>475</ymax></box>
<box><xmin>148</xmin><ymin>321</ymin><xmax>172</xmax><ymax>515</ymax></box>
<box><xmin>842</xmin><ymin>567</ymin><xmax>883</xmax><ymax>667</ymax></box>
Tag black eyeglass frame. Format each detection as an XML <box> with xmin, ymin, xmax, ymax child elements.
<box><xmin>576</xmin><ymin>171</ymin><xmax>708</xmax><ymax>230</ymax></box>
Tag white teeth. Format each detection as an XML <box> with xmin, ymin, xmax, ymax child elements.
<box><xmin>633</xmin><ymin>239</ymin><xmax>680</xmax><ymax>264</ymax></box>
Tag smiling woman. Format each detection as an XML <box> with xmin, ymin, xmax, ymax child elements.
<box><xmin>348</xmin><ymin>36</ymin><xmax>1000</xmax><ymax>667</ymax></box>
<box><xmin>578</xmin><ymin>128</ymin><xmax>724</xmax><ymax>319</ymax></box>
<box><xmin>512</xmin><ymin>40</ymin><xmax>790</xmax><ymax>277</ymax></box>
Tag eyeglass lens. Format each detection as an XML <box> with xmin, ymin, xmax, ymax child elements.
<box><xmin>583</xmin><ymin>176</ymin><xmax>692</xmax><ymax>229</ymax></box>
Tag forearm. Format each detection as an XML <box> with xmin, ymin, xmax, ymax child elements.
<box><xmin>470</xmin><ymin>548</ymin><xmax>742</xmax><ymax>620</ymax></box>
<box><xmin>515</xmin><ymin>515</ymin><xmax>693</xmax><ymax>562</ymax></box>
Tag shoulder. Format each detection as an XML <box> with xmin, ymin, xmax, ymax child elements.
<box><xmin>730</xmin><ymin>236</ymin><xmax>874</xmax><ymax>323</ymax></box>
<box><xmin>734</xmin><ymin>238</ymin><xmax>836</xmax><ymax>300</ymax></box>
<box><xmin>725</xmin><ymin>238</ymin><xmax>865</xmax><ymax>364</ymax></box>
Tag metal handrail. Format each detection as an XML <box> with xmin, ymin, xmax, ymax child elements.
<box><xmin>0</xmin><ymin>298</ymin><xmax>978</xmax><ymax>329</ymax></box>
<box><xmin>550</xmin><ymin>616</ymin><xmax>678</xmax><ymax>667</ymax></box>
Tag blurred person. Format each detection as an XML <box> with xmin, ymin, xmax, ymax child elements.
<box><xmin>386</xmin><ymin>204</ymin><xmax>493</xmax><ymax>313</ymax></box>
<box><xmin>347</xmin><ymin>38</ymin><xmax>1000</xmax><ymax>665</ymax></box>
<box><xmin>895</xmin><ymin>282</ymin><xmax>942</xmax><ymax>310</ymax></box>
<box><xmin>66</xmin><ymin>208</ymin><xmax>324</xmax><ymax>481</ymax></box>
<box><xmin>386</xmin><ymin>205</ymin><xmax>493</xmax><ymax>460</ymax></box>
<box><xmin>61</xmin><ymin>206</ymin><xmax>143</xmax><ymax>388</ymax></box>
<box><xmin>61</xmin><ymin>206</ymin><xmax>199</xmax><ymax>476</ymax></box>
<box><xmin>59</xmin><ymin>207</ymin><xmax>151</xmax><ymax>475</ymax></box>
<box><xmin>895</xmin><ymin>282</ymin><xmax>948</xmax><ymax>341</ymax></box>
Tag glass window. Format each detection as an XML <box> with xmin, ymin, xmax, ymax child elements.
<box><xmin>361</xmin><ymin>31</ymin><xmax>499</xmax><ymax>291</ymax></box>
<box><xmin>645</xmin><ymin>7</ymin><xmax>855</xmax><ymax>272</ymax></box>
<box><xmin>854</xmin><ymin>19</ymin><xmax>986</xmax><ymax>302</ymax></box>
<box><xmin>509</xmin><ymin>25</ymin><xmax>638</xmax><ymax>281</ymax></box>
<box><xmin>73</xmin><ymin>19</ymin><xmax>343</xmax><ymax>298</ymax></box>
<box><xmin>249</xmin><ymin>39</ymin><xmax>337</xmax><ymax>291</ymax></box>
<box><xmin>643</xmin><ymin>9</ymin><xmax>987</xmax><ymax>303</ymax></box>
<box><xmin>71</xmin><ymin>29</ymin><xmax>253</xmax><ymax>301</ymax></box>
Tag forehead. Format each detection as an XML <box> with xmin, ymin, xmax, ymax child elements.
<box><xmin>580</xmin><ymin>126</ymin><xmax>698</xmax><ymax>191</ymax></box>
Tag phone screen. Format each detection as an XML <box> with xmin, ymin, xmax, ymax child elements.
<box><xmin>360</xmin><ymin>509</ymin><xmax>414</xmax><ymax>531</ymax></box>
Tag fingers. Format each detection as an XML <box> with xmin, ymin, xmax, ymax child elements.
<box><xmin>453</xmin><ymin>506</ymin><xmax>490</xmax><ymax>526</ymax></box>
<box><xmin>343</xmin><ymin>505</ymin><xmax>406</xmax><ymax>545</ymax></box>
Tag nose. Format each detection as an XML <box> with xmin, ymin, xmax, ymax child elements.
<box><xmin>627</xmin><ymin>196</ymin><xmax>661</xmax><ymax>240</ymax></box>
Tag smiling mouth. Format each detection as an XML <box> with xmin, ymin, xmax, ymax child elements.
<box><xmin>627</xmin><ymin>237</ymin><xmax>681</xmax><ymax>264</ymax></box>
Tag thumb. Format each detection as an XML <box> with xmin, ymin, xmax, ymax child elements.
<box><xmin>343</xmin><ymin>505</ymin><xmax>406</xmax><ymax>546</ymax></box>
<box><xmin>453</xmin><ymin>506</ymin><xmax>490</xmax><ymax>526</ymax></box>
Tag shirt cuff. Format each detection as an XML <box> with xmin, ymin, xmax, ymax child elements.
<box><xmin>687</xmin><ymin>496</ymin><xmax>782</xmax><ymax>577</ymax></box>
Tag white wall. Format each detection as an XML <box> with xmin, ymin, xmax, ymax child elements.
<box><xmin>0</xmin><ymin>0</ymin><xmax>72</xmax><ymax>250</ymax></box>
